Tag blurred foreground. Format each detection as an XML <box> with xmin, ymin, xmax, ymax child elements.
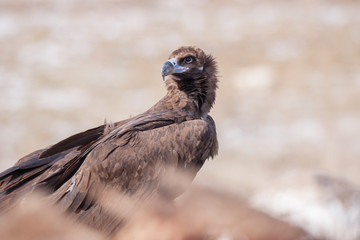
<box><xmin>1</xmin><ymin>0</ymin><xmax>360</xmax><ymax>239</ymax></box>
<box><xmin>0</xmin><ymin>184</ymin><xmax>313</xmax><ymax>240</ymax></box>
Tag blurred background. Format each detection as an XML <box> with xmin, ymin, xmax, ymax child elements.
<box><xmin>0</xmin><ymin>0</ymin><xmax>360</xmax><ymax>239</ymax></box>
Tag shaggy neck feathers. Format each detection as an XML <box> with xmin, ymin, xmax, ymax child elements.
<box><xmin>164</xmin><ymin>54</ymin><xmax>218</xmax><ymax>116</ymax></box>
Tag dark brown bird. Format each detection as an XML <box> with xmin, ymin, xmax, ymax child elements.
<box><xmin>0</xmin><ymin>46</ymin><xmax>218</xmax><ymax>234</ymax></box>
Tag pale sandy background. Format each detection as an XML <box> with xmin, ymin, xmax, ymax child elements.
<box><xmin>1</xmin><ymin>0</ymin><xmax>360</xmax><ymax>239</ymax></box>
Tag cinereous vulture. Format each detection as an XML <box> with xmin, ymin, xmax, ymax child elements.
<box><xmin>0</xmin><ymin>46</ymin><xmax>218</xmax><ymax>234</ymax></box>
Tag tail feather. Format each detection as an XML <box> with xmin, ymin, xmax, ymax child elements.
<box><xmin>0</xmin><ymin>124</ymin><xmax>108</xmax><ymax>212</ymax></box>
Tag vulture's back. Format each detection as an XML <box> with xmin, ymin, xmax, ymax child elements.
<box><xmin>0</xmin><ymin>46</ymin><xmax>218</xmax><ymax>235</ymax></box>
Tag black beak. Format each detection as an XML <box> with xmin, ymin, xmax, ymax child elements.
<box><xmin>161</xmin><ymin>61</ymin><xmax>174</xmax><ymax>80</ymax></box>
<box><xmin>161</xmin><ymin>58</ymin><xmax>189</xmax><ymax>81</ymax></box>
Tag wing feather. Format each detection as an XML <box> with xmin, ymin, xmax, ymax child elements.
<box><xmin>0</xmin><ymin>109</ymin><xmax>217</xmax><ymax>235</ymax></box>
<box><xmin>0</xmin><ymin>121</ymin><xmax>123</xmax><ymax>210</ymax></box>
<box><xmin>51</xmin><ymin>115</ymin><xmax>217</xmax><ymax>218</ymax></box>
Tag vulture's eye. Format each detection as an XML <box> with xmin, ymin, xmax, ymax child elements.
<box><xmin>184</xmin><ymin>56</ymin><xmax>194</xmax><ymax>64</ymax></box>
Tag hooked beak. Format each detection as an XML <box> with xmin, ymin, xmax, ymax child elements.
<box><xmin>161</xmin><ymin>58</ymin><xmax>189</xmax><ymax>80</ymax></box>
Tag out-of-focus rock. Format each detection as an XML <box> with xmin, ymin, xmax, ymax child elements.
<box><xmin>0</xmin><ymin>193</ymin><xmax>104</xmax><ymax>240</ymax></box>
<box><xmin>251</xmin><ymin>171</ymin><xmax>360</xmax><ymax>240</ymax></box>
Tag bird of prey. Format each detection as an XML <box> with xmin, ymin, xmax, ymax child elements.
<box><xmin>0</xmin><ymin>46</ymin><xmax>218</xmax><ymax>234</ymax></box>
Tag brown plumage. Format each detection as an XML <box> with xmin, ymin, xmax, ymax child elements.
<box><xmin>0</xmin><ymin>46</ymin><xmax>218</xmax><ymax>234</ymax></box>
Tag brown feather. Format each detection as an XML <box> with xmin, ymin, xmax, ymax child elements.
<box><xmin>0</xmin><ymin>46</ymin><xmax>218</xmax><ymax>235</ymax></box>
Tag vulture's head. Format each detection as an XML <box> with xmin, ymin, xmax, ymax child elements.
<box><xmin>161</xmin><ymin>46</ymin><xmax>218</xmax><ymax>115</ymax></box>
